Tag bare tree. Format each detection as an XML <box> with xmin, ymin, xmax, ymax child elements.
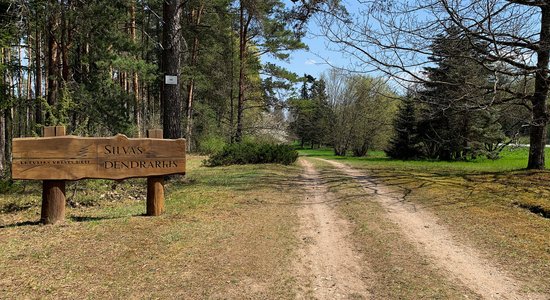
<box><xmin>319</xmin><ymin>0</ymin><xmax>549</xmax><ymax>168</ymax></box>
<box><xmin>442</xmin><ymin>0</ymin><xmax>549</xmax><ymax>168</ymax></box>
<box><xmin>323</xmin><ymin>69</ymin><xmax>397</xmax><ymax>156</ymax></box>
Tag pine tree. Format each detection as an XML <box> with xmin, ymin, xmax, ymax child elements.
<box><xmin>386</xmin><ymin>96</ymin><xmax>420</xmax><ymax>159</ymax></box>
<box><xmin>310</xmin><ymin>78</ymin><xmax>332</xmax><ymax>147</ymax></box>
<box><xmin>416</xmin><ymin>26</ymin><xmax>504</xmax><ymax>160</ymax></box>
<box><xmin>289</xmin><ymin>75</ymin><xmax>332</xmax><ymax>148</ymax></box>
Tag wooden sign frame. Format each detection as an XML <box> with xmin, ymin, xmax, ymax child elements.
<box><xmin>12</xmin><ymin>127</ymin><xmax>185</xmax><ymax>224</ymax></box>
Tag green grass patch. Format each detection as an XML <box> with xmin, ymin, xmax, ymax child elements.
<box><xmin>299</xmin><ymin>146</ymin><xmax>548</xmax><ymax>173</ymax></box>
<box><xmin>301</xmin><ymin>147</ymin><xmax>550</xmax><ymax>219</ymax></box>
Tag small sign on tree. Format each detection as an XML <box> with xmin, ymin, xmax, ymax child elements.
<box><xmin>164</xmin><ymin>75</ymin><xmax>178</xmax><ymax>85</ymax></box>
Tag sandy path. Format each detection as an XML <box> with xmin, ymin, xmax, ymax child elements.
<box><xmin>294</xmin><ymin>158</ymin><xmax>371</xmax><ymax>299</ymax></box>
<box><xmin>318</xmin><ymin>158</ymin><xmax>546</xmax><ymax>300</ymax></box>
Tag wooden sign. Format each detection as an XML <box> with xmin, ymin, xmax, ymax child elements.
<box><xmin>12</xmin><ymin>134</ymin><xmax>186</xmax><ymax>180</ymax></box>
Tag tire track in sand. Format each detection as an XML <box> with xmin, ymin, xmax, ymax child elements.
<box><xmin>318</xmin><ymin>158</ymin><xmax>547</xmax><ymax>300</ymax></box>
<box><xmin>294</xmin><ymin>158</ymin><xmax>371</xmax><ymax>299</ymax></box>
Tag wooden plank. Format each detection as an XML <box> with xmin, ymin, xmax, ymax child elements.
<box><xmin>147</xmin><ymin>129</ymin><xmax>163</xmax><ymax>139</ymax></box>
<box><xmin>12</xmin><ymin>134</ymin><xmax>186</xmax><ymax>180</ymax></box>
<box><xmin>43</xmin><ymin>126</ymin><xmax>55</xmax><ymax>137</ymax></box>
<box><xmin>55</xmin><ymin>126</ymin><xmax>66</xmax><ymax>136</ymax></box>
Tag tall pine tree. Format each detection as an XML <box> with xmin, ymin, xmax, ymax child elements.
<box><xmin>386</xmin><ymin>95</ymin><xmax>420</xmax><ymax>159</ymax></box>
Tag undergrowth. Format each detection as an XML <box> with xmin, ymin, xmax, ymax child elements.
<box><xmin>205</xmin><ymin>142</ymin><xmax>299</xmax><ymax>166</ymax></box>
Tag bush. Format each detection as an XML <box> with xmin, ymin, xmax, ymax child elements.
<box><xmin>197</xmin><ymin>135</ymin><xmax>227</xmax><ymax>155</ymax></box>
<box><xmin>205</xmin><ymin>142</ymin><xmax>299</xmax><ymax>166</ymax></box>
<box><xmin>0</xmin><ymin>176</ymin><xmax>28</xmax><ymax>194</ymax></box>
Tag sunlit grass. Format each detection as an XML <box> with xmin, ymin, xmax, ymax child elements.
<box><xmin>0</xmin><ymin>156</ymin><xmax>303</xmax><ymax>298</ymax></box>
<box><xmin>299</xmin><ymin>147</ymin><xmax>546</xmax><ymax>172</ymax></box>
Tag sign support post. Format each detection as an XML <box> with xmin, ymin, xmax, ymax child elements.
<box><xmin>146</xmin><ymin>129</ymin><xmax>165</xmax><ymax>216</ymax></box>
<box><xmin>12</xmin><ymin>128</ymin><xmax>185</xmax><ymax>222</ymax></box>
<box><xmin>41</xmin><ymin>126</ymin><xmax>67</xmax><ymax>224</ymax></box>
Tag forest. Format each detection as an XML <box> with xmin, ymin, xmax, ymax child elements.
<box><xmin>2</xmin><ymin>2</ymin><xmax>550</xmax><ymax>298</ymax></box>
<box><xmin>1</xmin><ymin>0</ymin><xmax>550</xmax><ymax>177</ymax></box>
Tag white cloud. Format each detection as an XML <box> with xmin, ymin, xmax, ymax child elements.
<box><xmin>305</xmin><ymin>59</ymin><xmax>317</xmax><ymax>65</ymax></box>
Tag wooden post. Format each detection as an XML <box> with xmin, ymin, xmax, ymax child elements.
<box><xmin>146</xmin><ymin>129</ymin><xmax>165</xmax><ymax>216</ymax></box>
<box><xmin>41</xmin><ymin>126</ymin><xmax>66</xmax><ymax>224</ymax></box>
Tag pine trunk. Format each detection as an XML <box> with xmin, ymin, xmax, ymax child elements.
<box><xmin>17</xmin><ymin>44</ymin><xmax>24</xmax><ymax>137</ymax></box>
<box><xmin>0</xmin><ymin>113</ymin><xmax>4</xmax><ymax>175</ymax></box>
<box><xmin>0</xmin><ymin>48</ymin><xmax>4</xmax><ymax>172</ymax></box>
<box><xmin>61</xmin><ymin>2</ymin><xmax>69</xmax><ymax>84</ymax></box>
<box><xmin>4</xmin><ymin>109</ymin><xmax>12</xmax><ymax>176</ymax></box>
<box><xmin>229</xmin><ymin>33</ymin><xmax>235</xmax><ymax>143</ymax></box>
<box><xmin>235</xmin><ymin>4</ymin><xmax>249</xmax><ymax>143</ymax></box>
<box><xmin>3</xmin><ymin>49</ymin><xmax>13</xmax><ymax>174</ymax></box>
<box><xmin>130</xmin><ymin>2</ymin><xmax>141</xmax><ymax>137</ymax></box>
<box><xmin>46</xmin><ymin>0</ymin><xmax>60</xmax><ymax>125</ymax></box>
<box><xmin>35</xmin><ymin>25</ymin><xmax>43</xmax><ymax>131</ymax></box>
<box><xmin>185</xmin><ymin>5</ymin><xmax>204</xmax><ymax>152</ymax></box>
<box><xmin>161</xmin><ymin>0</ymin><xmax>182</xmax><ymax>139</ymax></box>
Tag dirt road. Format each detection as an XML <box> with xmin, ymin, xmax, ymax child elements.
<box><xmin>295</xmin><ymin>159</ymin><xmax>371</xmax><ymax>299</ymax></box>
<box><xmin>296</xmin><ymin>157</ymin><xmax>546</xmax><ymax>300</ymax></box>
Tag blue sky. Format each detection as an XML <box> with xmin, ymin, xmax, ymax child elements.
<box><xmin>263</xmin><ymin>28</ymin><xmax>343</xmax><ymax>80</ymax></box>
<box><xmin>262</xmin><ymin>1</ymin><xmax>358</xmax><ymax>80</ymax></box>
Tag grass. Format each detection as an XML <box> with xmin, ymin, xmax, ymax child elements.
<box><xmin>2</xmin><ymin>149</ymin><xmax>549</xmax><ymax>297</ymax></box>
<box><xmin>300</xmin><ymin>147</ymin><xmax>550</xmax><ymax>217</ymax></box>
<box><xmin>0</xmin><ymin>156</ymin><xmax>305</xmax><ymax>299</ymax></box>
<box><xmin>302</xmin><ymin>149</ymin><xmax>550</xmax><ymax>294</ymax></box>
<box><xmin>299</xmin><ymin>146</ymin><xmax>548</xmax><ymax>172</ymax></box>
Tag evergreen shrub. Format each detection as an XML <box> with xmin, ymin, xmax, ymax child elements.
<box><xmin>198</xmin><ymin>135</ymin><xmax>227</xmax><ymax>155</ymax></box>
<box><xmin>205</xmin><ymin>142</ymin><xmax>299</xmax><ymax>166</ymax></box>
<box><xmin>0</xmin><ymin>178</ymin><xmax>22</xmax><ymax>194</ymax></box>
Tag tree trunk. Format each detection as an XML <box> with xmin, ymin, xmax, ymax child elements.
<box><xmin>528</xmin><ymin>6</ymin><xmax>550</xmax><ymax>170</ymax></box>
<box><xmin>46</xmin><ymin>0</ymin><xmax>60</xmax><ymax>125</ymax></box>
<box><xmin>185</xmin><ymin>77</ymin><xmax>195</xmax><ymax>148</ymax></box>
<box><xmin>0</xmin><ymin>112</ymin><xmax>4</xmax><ymax>175</ymax></box>
<box><xmin>161</xmin><ymin>0</ymin><xmax>182</xmax><ymax>139</ymax></box>
<box><xmin>229</xmin><ymin>33</ymin><xmax>235</xmax><ymax>143</ymax></box>
<box><xmin>35</xmin><ymin>24</ymin><xmax>43</xmax><ymax>131</ymax></box>
<box><xmin>17</xmin><ymin>44</ymin><xmax>24</xmax><ymax>137</ymax></box>
<box><xmin>3</xmin><ymin>48</ymin><xmax>13</xmax><ymax>175</ymax></box>
<box><xmin>185</xmin><ymin>4</ymin><xmax>205</xmax><ymax>152</ymax></box>
<box><xmin>0</xmin><ymin>48</ymin><xmax>3</xmax><ymax>175</ymax></box>
<box><xmin>4</xmin><ymin>109</ymin><xmax>12</xmax><ymax>176</ymax></box>
<box><xmin>26</xmin><ymin>42</ymin><xmax>33</xmax><ymax>136</ymax></box>
<box><xmin>235</xmin><ymin>4</ymin><xmax>250</xmax><ymax>143</ymax></box>
<box><xmin>334</xmin><ymin>146</ymin><xmax>346</xmax><ymax>156</ymax></box>
<box><xmin>130</xmin><ymin>1</ymin><xmax>141</xmax><ymax>137</ymax></box>
<box><xmin>60</xmin><ymin>0</ymin><xmax>70</xmax><ymax>84</ymax></box>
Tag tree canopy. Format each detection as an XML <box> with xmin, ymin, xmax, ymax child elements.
<box><xmin>1</xmin><ymin>0</ymin><xmax>548</xmax><ymax>174</ymax></box>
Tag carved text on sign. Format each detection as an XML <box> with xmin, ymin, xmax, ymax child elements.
<box><xmin>12</xmin><ymin>134</ymin><xmax>186</xmax><ymax>180</ymax></box>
